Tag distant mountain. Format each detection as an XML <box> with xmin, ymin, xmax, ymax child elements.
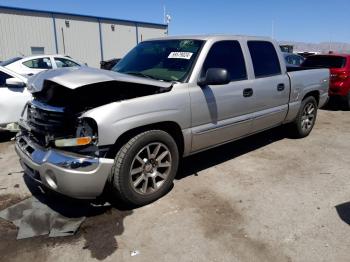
<box><xmin>279</xmin><ymin>41</ymin><xmax>350</xmax><ymax>54</ymax></box>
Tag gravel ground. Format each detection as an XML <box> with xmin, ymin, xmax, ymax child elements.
<box><xmin>0</xmin><ymin>108</ymin><xmax>349</xmax><ymax>262</ymax></box>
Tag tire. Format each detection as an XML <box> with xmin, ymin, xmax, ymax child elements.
<box><xmin>290</xmin><ymin>96</ymin><xmax>318</xmax><ymax>138</ymax></box>
<box><xmin>110</xmin><ymin>130</ymin><xmax>179</xmax><ymax>206</ymax></box>
<box><xmin>346</xmin><ymin>92</ymin><xmax>350</xmax><ymax>110</ymax></box>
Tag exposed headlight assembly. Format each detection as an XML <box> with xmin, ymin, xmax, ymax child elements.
<box><xmin>54</xmin><ymin>118</ymin><xmax>98</xmax><ymax>147</ymax></box>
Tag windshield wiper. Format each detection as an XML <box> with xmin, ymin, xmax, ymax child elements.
<box><xmin>125</xmin><ymin>71</ymin><xmax>161</xmax><ymax>81</ymax></box>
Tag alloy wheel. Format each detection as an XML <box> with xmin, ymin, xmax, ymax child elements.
<box><xmin>301</xmin><ymin>102</ymin><xmax>316</xmax><ymax>132</ymax></box>
<box><xmin>129</xmin><ymin>142</ymin><xmax>172</xmax><ymax>195</ymax></box>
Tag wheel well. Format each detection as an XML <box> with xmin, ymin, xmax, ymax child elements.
<box><xmin>302</xmin><ymin>91</ymin><xmax>320</xmax><ymax>105</ymax></box>
<box><xmin>106</xmin><ymin>121</ymin><xmax>184</xmax><ymax>158</ymax></box>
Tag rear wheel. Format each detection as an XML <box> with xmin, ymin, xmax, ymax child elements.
<box><xmin>110</xmin><ymin>130</ymin><xmax>179</xmax><ymax>206</ymax></box>
<box><xmin>290</xmin><ymin>96</ymin><xmax>318</xmax><ymax>138</ymax></box>
<box><xmin>346</xmin><ymin>92</ymin><xmax>350</xmax><ymax>110</ymax></box>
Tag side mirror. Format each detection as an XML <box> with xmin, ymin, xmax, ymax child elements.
<box><xmin>198</xmin><ymin>68</ymin><xmax>230</xmax><ymax>87</ymax></box>
<box><xmin>5</xmin><ymin>78</ymin><xmax>26</xmax><ymax>88</ymax></box>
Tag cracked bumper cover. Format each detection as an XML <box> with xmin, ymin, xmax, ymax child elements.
<box><xmin>15</xmin><ymin>134</ymin><xmax>114</xmax><ymax>199</ymax></box>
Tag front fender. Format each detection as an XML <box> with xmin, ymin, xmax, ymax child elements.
<box><xmin>82</xmin><ymin>84</ymin><xmax>191</xmax><ymax>147</ymax></box>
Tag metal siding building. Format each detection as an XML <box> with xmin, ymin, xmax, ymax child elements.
<box><xmin>0</xmin><ymin>6</ymin><xmax>168</xmax><ymax>67</ymax></box>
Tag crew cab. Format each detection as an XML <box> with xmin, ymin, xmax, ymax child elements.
<box><xmin>15</xmin><ymin>35</ymin><xmax>329</xmax><ymax>206</ymax></box>
<box><xmin>302</xmin><ymin>54</ymin><xmax>350</xmax><ymax>109</ymax></box>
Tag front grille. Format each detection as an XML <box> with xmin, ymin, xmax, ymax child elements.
<box><xmin>26</xmin><ymin>101</ymin><xmax>76</xmax><ymax>146</ymax></box>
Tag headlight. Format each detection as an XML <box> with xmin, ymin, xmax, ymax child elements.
<box><xmin>76</xmin><ymin>118</ymin><xmax>98</xmax><ymax>138</ymax></box>
<box><xmin>54</xmin><ymin>118</ymin><xmax>98</xmax><ymax>147</ymax></box>
<box><xmin>54</xmin><ymin>137</ymin><xmax>92</xmax><ymax>147</ymax></box>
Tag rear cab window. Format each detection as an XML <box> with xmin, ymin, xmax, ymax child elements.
<box><xmin>248</xmin><ymin>41</ymin><xmax>281</xmax><ymax>78</ymax></box>
<box><xmin>286</xmin><ymin>55</ymin><xmax>304</xmax><ymax>66</ymax></box>
<box><xmin>302</xmin><ymin>56</ymin><xmax>347</xmax><ymax>68</ymax></box>
<box><xmin>202</xmin><ymin>40</ymin><xmax>247</xmax><ymax>81</ymax></box>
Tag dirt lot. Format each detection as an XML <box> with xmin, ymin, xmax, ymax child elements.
<box><xmin>0</xmin><ymin>108</ymin><xmax>349</xmax><ymax>262</ymax></box>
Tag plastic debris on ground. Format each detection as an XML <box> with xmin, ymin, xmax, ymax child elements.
<box><xmin>0</xmin><ymin>196</ymin><xmax>86</xmax><ymax>239</ymax></box>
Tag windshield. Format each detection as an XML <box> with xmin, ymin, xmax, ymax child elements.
<box><xmin>0</xmin><ymin>57</ymin><xmax>22</xmax><ymax>66</ymax></box>
<box><xmin>113</xmin><ymin>39</ymin><xmax>204</xmax><ymax>82</ymax></box>
<box><xmin>302</xmin><ymin>55</ymin><xmax>346</xmax><ymax>68</ymax></box>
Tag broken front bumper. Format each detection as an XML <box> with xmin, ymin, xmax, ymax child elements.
<box><xmin>15</xmin><ymin>134</ymin><xmax>114</xmax><ymax>199</ymax></box>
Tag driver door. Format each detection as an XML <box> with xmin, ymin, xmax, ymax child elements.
<box><xmin>190</xmin><ymin>40</ymin><xmax>255</xmax><ymax>152</ymax></box>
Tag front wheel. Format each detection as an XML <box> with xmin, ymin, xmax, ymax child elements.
<box><xmin>290</xmin><ymin>96</ymin><xmax>318</xmax><ymax>138</ymax></box>
<box><xmin>110</xmin><ymin>130</ymin><xmax>179</xmax><ymax>206</ymax></box>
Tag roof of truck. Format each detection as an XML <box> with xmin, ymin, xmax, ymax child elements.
<box><xmin>148</xmin><ymin>34</ymin><xmax>273</xmax><ymax>42</ymax></box>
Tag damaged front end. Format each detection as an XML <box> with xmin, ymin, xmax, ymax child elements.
<box><xmin>20</xmin><ymin>67</ymin><xmax>173</xmax><ymax>157</ymax></box>
<box><xmin>15</xmin><ymin>68</ymin><xmax>173</xmax><ymax>199</ymax></box>
<box><xmin>19</xmin><ymin>101</ymin><xmax>100</xmax><ymax>157</ymax></box>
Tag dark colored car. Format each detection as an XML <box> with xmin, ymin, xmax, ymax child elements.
<box><xmin>100</xmin><ymin>58</ymin><xmax>121</xmax><ymax>70</ymax></box>
<box><xmin>302</xmin><ymin>54</ymin><xmax>350</xmax><ymax>109</ymax></box>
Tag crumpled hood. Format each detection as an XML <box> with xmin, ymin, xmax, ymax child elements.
<box><xmin>27</xmin><ymin>67</ymin><xmax>172</xmax><ymax>92</ymax></box>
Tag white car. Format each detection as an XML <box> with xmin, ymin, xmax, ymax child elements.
<box><xmin>0</xmin><ymin>66</ymin><xmax>31</xmax><ymax>131</ymax></box>
<box><xmin>1</xmin><ymin>55</ymin><xmax>84</xmax><ymax>76</ymax></box>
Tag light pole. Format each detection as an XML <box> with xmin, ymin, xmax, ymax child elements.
<box><xmin>163</xmin><ymin>5</ymin><xmax>171</xmax><ymax>35</ymax></box>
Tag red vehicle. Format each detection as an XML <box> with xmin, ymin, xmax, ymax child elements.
<box><xmin>302</xmin><ymin>54</ymin><xmax>350</xmax><ymax>109</ymax></box>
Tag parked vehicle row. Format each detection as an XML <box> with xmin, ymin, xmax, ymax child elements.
<box><xmin>302</xmin><ymin>54</ymin><xmax>350</xmax><ymax>109</ymax></box>
<box><xmin>15</xmin><ymin>35</ymin><xmax>329</xmax><ymax>206</ymax></box>
<box><xmin>0</xmin><ymin>55</ymin><xmax>84</xmax><ymax>76</ymax></box>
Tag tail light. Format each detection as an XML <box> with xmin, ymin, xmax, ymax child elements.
<box><xmin>331</xmin><ymin>71</ymin><xmax>350</xmax><ymax>81</ymax></box>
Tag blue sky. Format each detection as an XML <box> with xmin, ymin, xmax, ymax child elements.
<box><xmin>0</xmin><ymin>0</ymin><xmax>349</xmax><ymax>43</ymax></box>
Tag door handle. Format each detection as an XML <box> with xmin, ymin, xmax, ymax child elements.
<box><xmin>243</xmin><ymin>88</ymin><xmax>253</xmax><ymax>97</ymax></box>
<box><xmin>277</xmin><ymin>83</ymin><xmax>285</xmax><ymax>91</ymax></box>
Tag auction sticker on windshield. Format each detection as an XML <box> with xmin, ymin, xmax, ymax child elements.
<box><xmin>168</xmin><ymin>52</ymin><xmax>193</xmax><ymax>59</ymax></box>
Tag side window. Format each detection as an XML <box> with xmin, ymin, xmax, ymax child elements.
<box><xmin>0</xmin><ymin>71</ymin><xmax>12</xmax><ymax>86</ymax></box>
<box><xmin>202</xmin><ymin>41</ymin><xmax>247</xmax><ymax>81</ymax></box>
<box><xmin>23</xmin><ymin>58</ymin><xmax>52</xmax><ymax>69</ymax></box>
<box><xmin>248</xmin><ymin>41</ymin><xmax>281</xmax><ymax>77</ymax></box>
<box><xmin>54</xmin><ymin>58</ymin><xmax>80</xmax><ymax>68</ymax></box>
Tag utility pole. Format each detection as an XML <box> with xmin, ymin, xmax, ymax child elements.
<box><xmin>163</xmin><ymin>5</ymin><xmax>171</xmax><ymax>35</ymax></box>
<box><xmin>163</xmin><ymin>5</ymin><xmax>166</xmax><ymax>24</ymax></box>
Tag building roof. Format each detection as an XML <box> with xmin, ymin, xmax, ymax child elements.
<box><xmin>0</xmin><ymin>5</ymin><xmax>168</xmax><ymax>28</ymax></box>
<box><xmin>149</xmin><ymin>34</ymin><xmax>272</xmax><ymax>42</ymax></box>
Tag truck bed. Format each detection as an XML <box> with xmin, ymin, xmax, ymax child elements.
<box><xmin>287</xmin><ymin>66</ymin><xmax>321</xmax><ymax>72</ymax></box>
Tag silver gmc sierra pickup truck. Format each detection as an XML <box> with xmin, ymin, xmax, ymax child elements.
<box><xmin>15</xmin><ymin>35</ymin><xmax>329</xmax><ymax>206</ymax></box>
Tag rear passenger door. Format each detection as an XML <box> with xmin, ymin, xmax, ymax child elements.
<box><xmin>247</xmin><ymin>41</ymin><xmax>290</xmax><ymax>132</ymax></box>
<box><xmin>190</xmin><ymin>40</ymin><xmax>255</xmax><ymax>152</ymax></box>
